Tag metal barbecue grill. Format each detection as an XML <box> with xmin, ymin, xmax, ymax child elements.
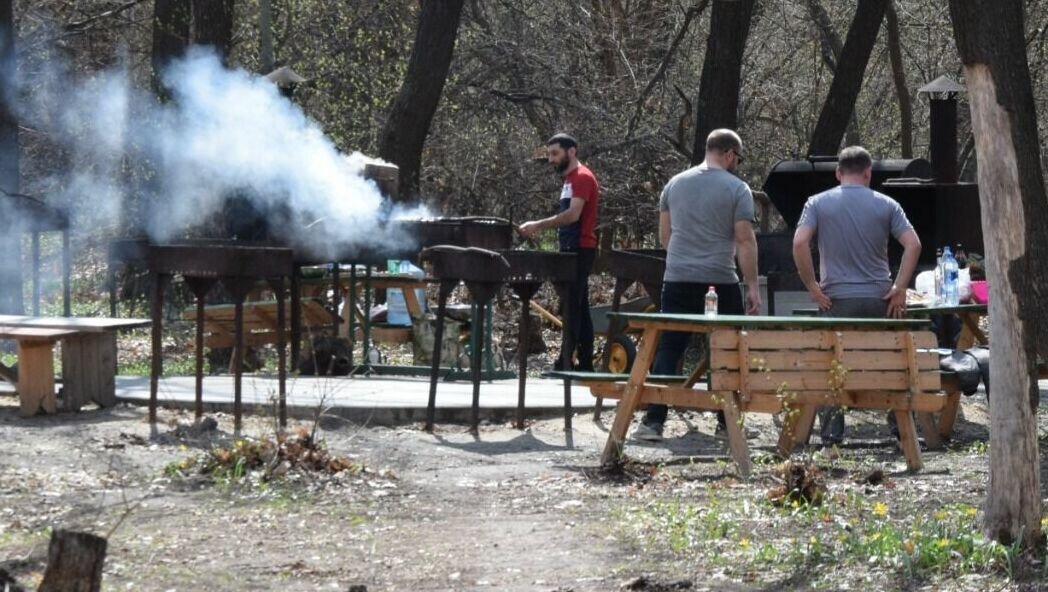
<box><xmin>420</xmin><ymin>246</ymin><xmax>577</xmax><ymax>433</ymax></box>
<box><xmin>145</xmin><ymin>240</ymin><xmax>295</xmax><ymax>432</ymax></box>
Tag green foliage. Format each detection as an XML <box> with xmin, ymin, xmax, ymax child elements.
<box><xmin>623</xmin><ymin>484</ymin><xmax>1038</xmax><ymax>584</ymax></box>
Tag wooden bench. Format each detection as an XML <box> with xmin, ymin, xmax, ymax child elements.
<box><xmin>594</xmin><ymin>313</ymin><xmax>957</xmax><ymax>476</ymax></box>
<box><xmin>0</xmin><ymin>326</ymin><xmax>78</xmax><ymax>416</ymax></box>
<box><xmin>0</xmin><ymin>315</ymin><xmax>151</xmax><ymax>413</ymax></box>
<box><xmin>183</xmin><ymin>299</ymin><xmax>332</xmax><ymax>348</ymax></box>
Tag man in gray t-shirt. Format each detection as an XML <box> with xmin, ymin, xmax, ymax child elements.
<box><xmin>792</xmin><ymin>146</ymin><xmax>922</xmax><ymax>444</ymax></box>
<box><xmin>630</xmin><ymin>129</ymin><xmax>760</xmax><ymax>443</ymax></box>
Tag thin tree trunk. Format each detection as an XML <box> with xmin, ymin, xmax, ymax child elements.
<box><xmin>807</xmin><ymin>0</ymin><xmax>889</xmax><ymax>156</ymax></box>
<box><xmin>805</xmin><ymin>0</ymin><xmax>862</xmax><ymax>147</ymax></box>
<box><xmin>192</xmin><ymin>0</ymin><xmax>236</xmax><ymax>62</ymax></box>
<box><xmin>379</xmin><ymin>0</ymin><xmax>466</xmax><ymax>199</ymax></box>
<box><xmin>0</xmin><ymin>0</ymin><xmax>23</xmax><ymax>315</ymax></box>
<box><xmin>260</xmin><ymin>0</ymin><xmax>273</xmax><ymax>72</ymax></box>
<box><xmin>885</xmin><ymin>0</ymin><xmax>913</xmax><ymax>158</ymax></box>
<box><xmin>949</xmin><ymin>0</ymin><xmax>1046</xmax><ymax>550</ymax></box>
<box><xmin>151</xmin><ymin>0</ymin><xmax>191</xmax><ymax>95</ymax></box>
<box><xmin>691</xmin><ymin>0</ymin><xmax>757</xmax><ymax>164</ymax></box>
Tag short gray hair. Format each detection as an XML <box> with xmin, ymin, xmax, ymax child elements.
<box><xmin>705</xmin><ymin>129</ymin><xmax>742</xmax><ymax>154</ymax></box>
<box><xmin>838</xmin><ymin>146</ymin><xmax>873</xmax><ymax>174</ymax></box>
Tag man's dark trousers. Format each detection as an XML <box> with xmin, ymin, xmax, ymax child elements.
<box><xmin>643</xmin><ymin>281</ymin><xmax>744</xmax><ymax>427</ymax></box>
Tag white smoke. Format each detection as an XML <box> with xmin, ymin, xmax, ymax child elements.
<box><xmin>8</xmin><ymin>47</ymin><xmax>428</xmax><ymax>259</ymax></box>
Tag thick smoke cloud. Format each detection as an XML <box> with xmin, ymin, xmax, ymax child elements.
<box><xmin>6</xmin><ymin>47</ymin><xmax>425</xmax><ymax>261</ymax></box>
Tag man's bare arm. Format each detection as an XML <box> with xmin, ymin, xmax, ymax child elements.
<box><xmin>659</xmin><ymin>210</ymin><xmax>671</xmax><ymax>248</ymax></box>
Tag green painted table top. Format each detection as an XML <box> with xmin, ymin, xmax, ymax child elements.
<box><xmin>609</xmin><ymin>312</ymin><xmax>931</xmax><ymax>330</ymax></box>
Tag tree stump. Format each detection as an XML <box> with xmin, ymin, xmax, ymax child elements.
<box><xmin>38</xmin><ymin>530</ymin><xmax>107</xmax><ymax>592</ymax></box>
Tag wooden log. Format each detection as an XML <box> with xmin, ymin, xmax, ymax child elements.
<box><xmin>38</xmin><ymin>529</ymin><xmax>107</xmax><ymax>592</ymax></box>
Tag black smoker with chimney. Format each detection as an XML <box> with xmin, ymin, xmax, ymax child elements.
<box><xmin>761</xmin><ymin>74</ymin><xmax>982</xmax><ymax>273</ymax></box>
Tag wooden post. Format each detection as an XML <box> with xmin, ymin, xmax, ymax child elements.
<box><xmin>38</xmin><ymin>530</ymin><xmax>107</xmax><ymax>592</ymax></box>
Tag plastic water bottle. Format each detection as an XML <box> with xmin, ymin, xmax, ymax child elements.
<box><xmin>704</xmin><ymin>286</ymin><xmax>718</xmax><ymax>317</ymax></box>
<box><xmin>943</xmin><ymin>246</ymin><xmax>959</xmax><ymax>306</ymax></box>
<box><xmin>933</xmin><ymin>248</ymin><xmax>943</xmax><ymax>305</ymax></box>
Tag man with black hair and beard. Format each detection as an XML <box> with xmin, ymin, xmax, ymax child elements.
<box><xmin>519</xmin><ymin>133</ymin><xmax>601</xmax><ymax>372</ymax></box>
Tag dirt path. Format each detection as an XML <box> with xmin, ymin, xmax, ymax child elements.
<box><xmin>1</xmin><ymin>393</ymin><xmax>1045</xmax><ymax>591</ymax></box>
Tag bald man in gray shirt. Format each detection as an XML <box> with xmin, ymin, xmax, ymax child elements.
<box><xmin>793</xmin><ymin>146</ymin><xmax>922</xmax><ymax>445</ymax></box>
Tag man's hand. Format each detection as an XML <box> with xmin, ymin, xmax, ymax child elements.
<box><xmin>882</xmin><ymin>284</ymin><xmax>906</xmax><ymax>318</ymax></box>
<box><xmin>517</xmin><ymin>221</ymin><xmax>541</xmax><ymax>238</ymax></box>
<box><xmin>809</xmin><ymin>285</ymin><xmax>832</xmax><ymax>312</ymax></box>
<box><xmin>745</xmin><ymin>284</ymin><xmax>762</xmax><ymax>315</ymax></box>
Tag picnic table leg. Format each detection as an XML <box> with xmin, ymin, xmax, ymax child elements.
<box><xmin>957</xmin><ymin>312</ymin><xmax>986</xmax><ymax>349</ymax></box>
<box><xmin>894</xmin><ymin>409</ymin><xmax>923</xmax><ymax>471</ymax></box>
<box><xmin>937</xmin><ymin>390</ymin><xmax>962</xmax><ymax>440</ymax></box>
<box><xmin>425</xmin><ymin>282</ymin><xmax>453</xmax><ymax>432</ymax></box>
<box><xmin>719</xmin><ymin>391</ymin><xmax>752</xmax><ymax>477</ymax></box>
<box><xmin>17</xmin><ymin>340</ymin><xmax>58</xmax><ymax>417</ymax></box>
<box><xmin>601</xmin><ymin>326</ymin><xmax>660</xmax><ymax>465</ymax></box>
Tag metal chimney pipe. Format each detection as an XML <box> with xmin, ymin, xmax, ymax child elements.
<box><xmin>918</xmin><ymin>75</ymin><xmax>966</xmax><ymax>184</ymax></box>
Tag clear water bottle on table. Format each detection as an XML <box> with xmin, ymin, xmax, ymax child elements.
<box><xmin>704</xmin><ymin>286</ymin><xmax>718</xmax><ymax>318</ymax></box>
<box><xmin>943</xmin><ymin>246</ymin><xmax>959</xmax><ymax>306</ymax></box>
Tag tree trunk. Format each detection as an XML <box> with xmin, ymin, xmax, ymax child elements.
<box><xmin>807</xmin><ymin>0</ymin><xmax>889</xmax><ymax>157</ymax></box>
<box><xmin>0</xmin><ymin>0</ymin><xmax>24</xmax><ymax>315</ymax></box>
<box><xmin>259</xmin><ymin>0</ymin><xmax>273</xmax><ymax>72</ymax></box>
<box><xmin>151</xmin><ymin>0</ymin><xmax>191</xmax><ymax>95</ymax></box>
<box><xmin>805</xmin><ymin>0</ymin><xmax>862</xmax><ymax>147</ymax></box>
<box><xmin>378</xmin><ymin>0</ymin><xmax>466</xmax><ymax>199</ymax></box>
<box><xmin>38</xmin><ymin>530</ymin><xmax>107</xmax><ymax>592</ymax></box>
<box><xmin>192</xmin><ymin>0</ymin><xmax>236</xmax><ymax>62</ymax></box>
<box><xmin>885</xmin><ymin>0</ymin><xmax>913</xmax><ymax>158</ymax></box>
<box><xmin>949</xmin><ymin>0</ymin><xmax>1046</xmax><ymax>550</ymax></box>
<box><xmin>691</xmin><ymin>0</ymin><xmax>757</xmax><ymax>164</ymax></box>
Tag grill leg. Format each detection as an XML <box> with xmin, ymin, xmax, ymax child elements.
<box><xmin>425</xmin><ymin>282</ymin><xmax>453</xmax><ymax>432</ymax></box>
<box><xmin>273</xmin><ymin>278</ymin><xmax>288</xmax><ymax>430</ymax></box>
<box><xmin>558</xmin><ymin>283</ymin><xmax>574</xmax><ymax>433</ymax></box>
<box><xmin>290</xmin><ymin>266</ymin><xmax>302</xmax><ymax>370</ymax></box>
<box><xmin>471</xmin><ymin>299</ymin><xmax>486</xmax><ymax>433</ymax></box>
<box><xmin>148</xmin><ymin>274</ymin><xmax>169</xmax><ymax>425</ymax></box>
<box><xmin>226</xmin><ymin>278</ymin><xmax>255</xmax><ymax>435</ymax></box>
<box><xmin>517</xmin><ymin>298</ymin><xmax>529</xmax><ymax>430</ymax></box>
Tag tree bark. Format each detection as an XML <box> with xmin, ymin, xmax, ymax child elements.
<box><xmin>885</xmin><ymin>0</ymin><xmax>913</xmax><ymax>158</ymax></box>
<box><xmin>807</xmin><ymin>0</ymin><xmax>889</xmax><ymax>157</ymax></box>
<box><xmin>0</xmin><ymin>0</ymin><xmax>23</xmax><ymax>315</ymax></box>
<box><xmin>151</xmin><ymin>0</ymin><xmax>191</xmax><ymax>95</ymax></box>
<box><xmin>949</xmin><ymin>0</ymin><xmax>1046</xmax><ymax>550</ymax></box>
<box><xmin>691</xmin><ymin>0</ymin><xmax>757</xmax><ymax>164</ymax></box>
<box><xmin>38</xmin><ymin>530</ymin><xmax>107</xmax><ymax>592</ymax></box>
<box><xmin>805</xmin><ymin>0</ymin><xmax>862</xmax><ymax>147</ymax></box>
<box><xmin>379</xmin><ymin>0</ymin><xmax>466</xmax><ymax>199</ymax></box>
<box><xmin>192</xmin><ymin>0</ymin><xmax>236</xmax><ymax>62</ymax></box>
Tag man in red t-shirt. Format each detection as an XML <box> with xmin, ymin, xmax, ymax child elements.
<box><xmin>519</xmin><ymin>133</ymin><xmax>600</xmax><ymax>371</ymax></box>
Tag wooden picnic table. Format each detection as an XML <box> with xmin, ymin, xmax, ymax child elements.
<box><xmin>598</xmin><ymin>312</ymin><xmax>947</xmax><ymax>475</ymax></box>
<box><xmin>0</xmin><ymin>315</ymin><xmax>150</xmax><ymax>414</ymax></box>
<box><xmin>793</xmin><ymin>303</ymin><xmax>987</xmax><ymax>349</ymax></box>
